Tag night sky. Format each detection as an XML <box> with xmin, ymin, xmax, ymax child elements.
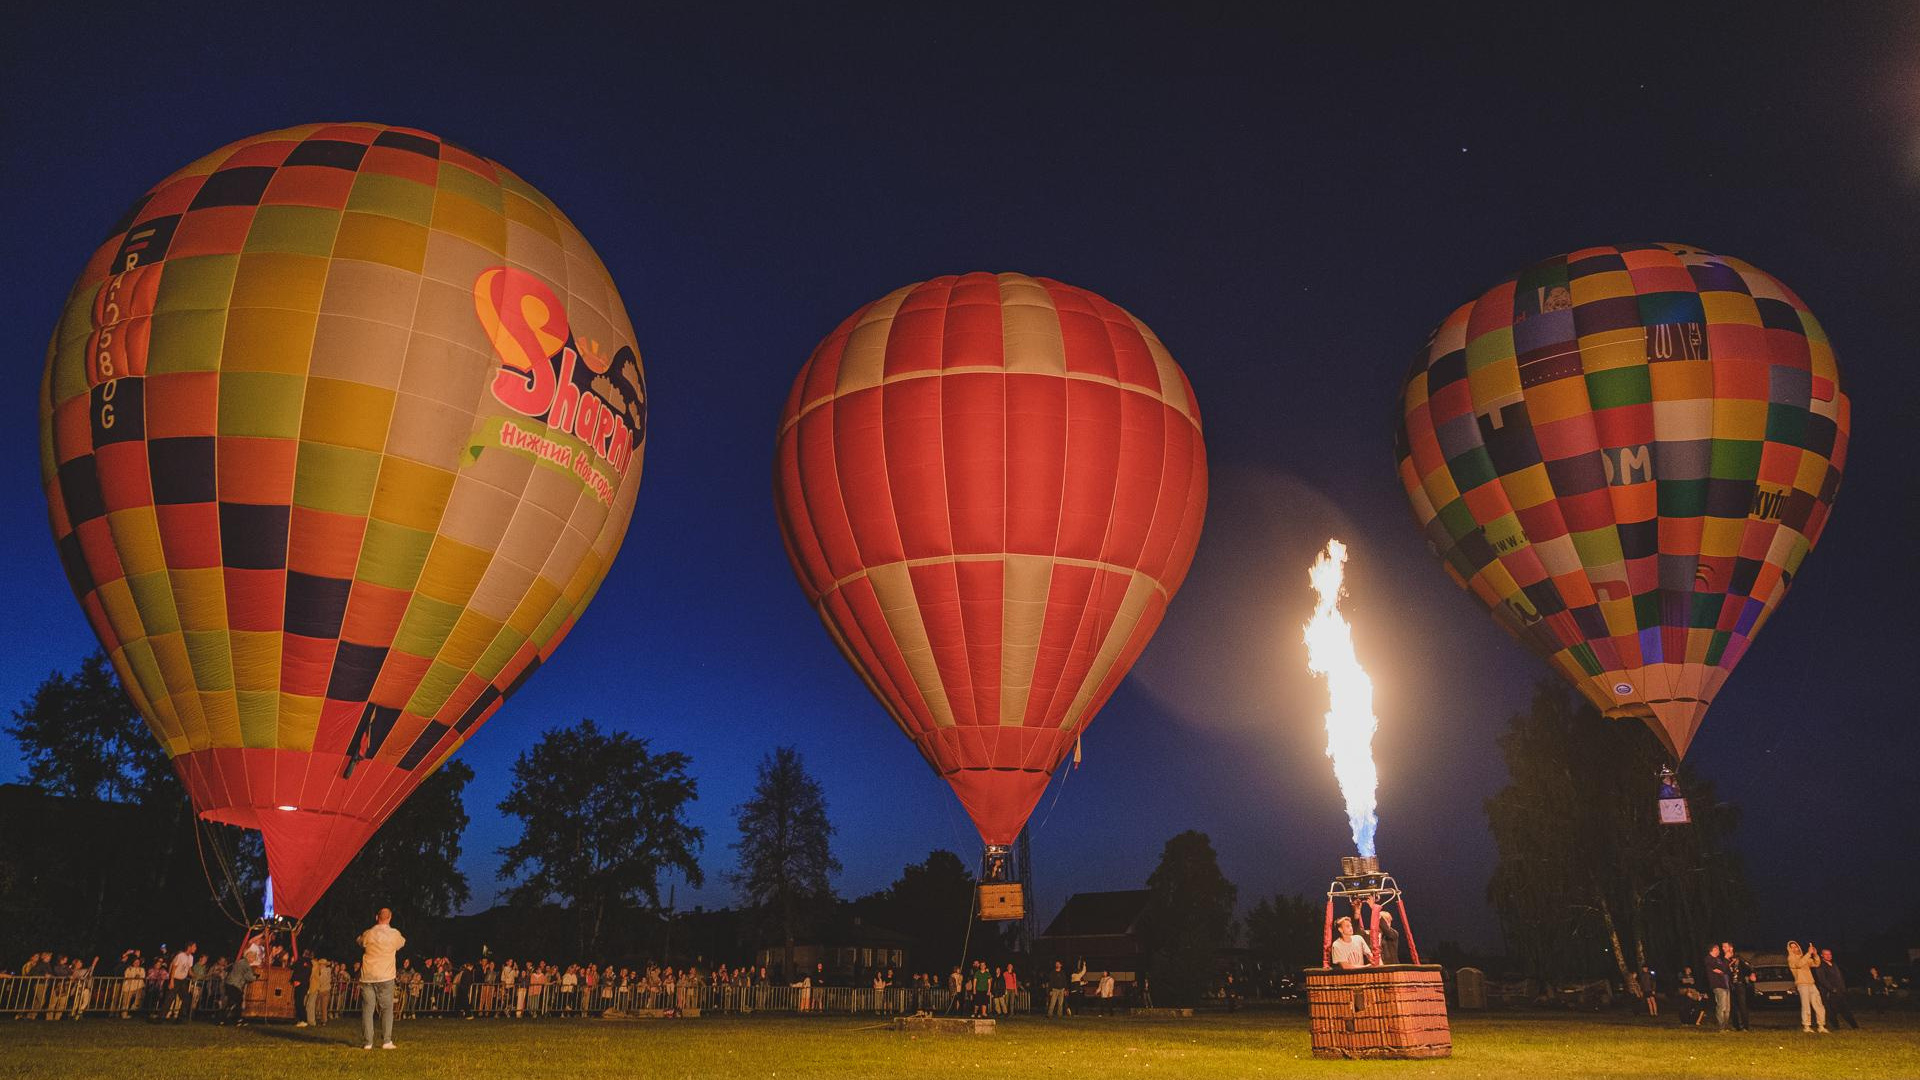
<box><xmin>3</xmin><ymin>5</ymin><xmax>1914</xmax><ymax>953</ymax></box>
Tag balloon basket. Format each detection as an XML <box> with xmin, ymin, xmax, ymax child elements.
<box><xmin>1313</xmin><ymin>856</ymin><xmax>1450</xmax><ymax>1059</ymax></box>
<box><xmin>977</xmin><ymin>883</ymin><xmax>1025</xmax><ymax>921</ymax></box>
<box><xmin>1305</xmin><ymin>965</ymin><xmax>1450</xmax><ymax>1059</ymax></box>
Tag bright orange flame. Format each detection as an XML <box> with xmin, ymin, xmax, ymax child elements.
<box><xmin>1304</xmin><ymin>539</ymin><xmax>1378</xmax><ymax>856</ymax></box>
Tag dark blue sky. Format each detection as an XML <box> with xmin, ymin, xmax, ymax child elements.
<box><xmin>3</xmin><ymin>4</ymin><xmax>1914</xmax><ymax>951</ymax></box>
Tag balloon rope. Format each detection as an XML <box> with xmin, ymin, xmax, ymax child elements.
<box><xmin>192</xmin><ymin>816</ymin><xmax>251</xmax><ymax>928</ymax></box>
<box><xmin>957</xmin><ymin>881</ymin><xmax>979</xmax><ymax>977</ymax></box>
<box><xmin>1031</xmin><ymin>755</ymin><xmax>1074</xmax><ymax>835</ymax></box>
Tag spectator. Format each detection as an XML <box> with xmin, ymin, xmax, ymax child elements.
<box><xmin>1787</xmin><ymin>941</ymin><xmax>1828</xmax><ymax>1034</ymax></box>
<box><xmin>1096</xmin><ymin>970</ymin><xmax>1116</xmax><ymax>1016</ymax></box>
<box><xmin>1705</xmin><ymin>944</ymin><xmax>1730</xmax><ymax>1030</ymax></box>
<box><xmin>357</xmin><ymin>907</ymin><xmax>406</xmax><ymax>1050</ymax></box>
<box><xmin>1045</xmin><ymin>961</ymin><xmax>1068</xmax><ymax>1017</ymax></box>
<box><xmin>306</xmin><ymin>957</ymin><xmax>333</xmax><ymax>1027</ymax></box>
<box><xmin>1816</xmin><ymin>949</ymin><xmax>1857</xmax><ymax>1030</ymax></box>
<box><xmin>118</xmin><ymin>952</ymin><xmax>144</xmax><ymax>1018</ymax></box>
<box><xmin>67</xmin><ymin>956</ymin><xmax>97</xmax><ymax>1019</ymax></box>
<box><xmin>1724</xmin><ymin>944</ymin><xmax>1751</xmax><ymax>1032</ymax></box>
<box><xmin>222</xmin><ymin>950</ymin><xmax>255</xmax><ymax>1026</ymax></box>
<box><xmin>168</xmin><ymin>943</ymin><xmax>197</xmax><ymax>1024</ymax></box>
<box><xmin>1635</xmin><ymin>964</ymin><xmax>1656</xmax><ymax>1017</ymax></box>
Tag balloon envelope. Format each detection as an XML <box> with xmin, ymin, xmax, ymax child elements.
<box><xmin>1394</xmin><ymin>243</ymin><xmax>1849</xmax><ymax>757</ymax></box>
<box><xmin>40</xmin><ymin>124</ymin><xmax>648</xmax><ymax>916</ymax></box>
<box><xmin>774</xmin><ymin>273</ymin><xmax>1208</xmax><ymax>844</ymax></box>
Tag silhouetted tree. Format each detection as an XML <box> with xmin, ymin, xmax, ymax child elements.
<box><xmin>1142</xmin><ymin>830</ymin><xmax>1238</xmax><ymax>1006</ymax></box>
<box><xmin>1245</xmin><ymin>891</ymin><xmax>1324</xmax><ymax>976</ymax></box>
<box><xmin>7</xmin><ymin>651</ymin><xmax>172</xmax><ymax>805</ymax></box>
<box><xmin>1486</xmin><ymin>684</ymin><xmax>1746</xmax><ymax>988</ymax></box>
<box><xmin>853</xmin><ymin>849</ymin><xmax>976</xmax><ymax>971</ymax></box>
<box><xmin>731</xmin><ymin>746</ymin><xmax>839</xmax><ymax>978</ymax></box>
<box><xmin>497</xmin><ymin>720</ymin><xmax>703</xmax><ymax>956</ymax></box>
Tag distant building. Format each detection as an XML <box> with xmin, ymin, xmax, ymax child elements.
<box><xmin>755</xmin><ymin>913</ymin><xmax>914</xmax><ymax>983</ymax></box>
<box><xmin>1034</xmin><ymin>889</ymin><xmax>1151</xmax><ymax>981</ymax></box>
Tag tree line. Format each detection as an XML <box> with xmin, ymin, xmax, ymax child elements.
<box><xmin>4</xmin><ymin>654</ymin><xmax>1762</xmax><ymax>997</ymax></box>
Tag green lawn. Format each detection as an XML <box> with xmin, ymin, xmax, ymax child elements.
<box><xmin>1</xmin><ymin>1009</ymin><xmax>1916</xmax><ymax>1079</ymax></box>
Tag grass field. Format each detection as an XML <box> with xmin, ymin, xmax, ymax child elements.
<box><xmin>2</xmin><ymin>1008</ymin><xmax>1916</xmax><ymax>1079</ymax></box>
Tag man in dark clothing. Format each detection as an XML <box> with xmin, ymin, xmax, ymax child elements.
<box><xmin>1817</xmin><ymin>950</ymin><xmax>1858</xmax><ymax>1029</ymax></box>
<box><xmin>1377</xmin><ymin>911</ymin><xmax>1402</xmax><ymax>965</ymax></box>
<box><xmin>1705</xmin><ymin>945</ymin><xmax>1731</xmax><ymax>1030</ymax></box>
<box><xmin>1723</xmin><ymin>944</ymin><xmax>1751</xmax><ymax>1031</ymax></box>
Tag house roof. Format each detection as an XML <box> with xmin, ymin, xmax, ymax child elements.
<box><xmin>1039</xmin><ymin>890</ymin><xmax>1151</xmax><ymax>939</ymax></box>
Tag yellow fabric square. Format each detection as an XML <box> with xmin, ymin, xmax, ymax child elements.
<box><xmin>198</xmin><ymin>689</ymin><xmax>242</xmax><ymax>748</ymax></box>
<box><xmin>1575</xmin><ymin>331</ymin><xmax>1644</xmax><ymax>372</ymax></box>
<box><xmin>278</xmin><ymin>694</ymin><xmax>323</xmax><ymax>753</ymax></box>
<box><xmin>230</xmin><ymin>253</ymin><xmax>330</xmax><ymax>313</ymax></box>
<box><xmin>503</xmin><ymin>191</ymin><xmax>562</xmax><ymax>246</ymax></box>
<box><xmin>1701</xmin><ymin>517</ymin><xmax>1744</xmax><ymax>557</ymax></box>
<box><xmin>125</xmin><ymin>572</ymin><xmax>179</xmax><ymax>634</ymax></box>
<box><xmin>333</xmin><ymin>211</ymin><xmax>430</xmax><ymax>273</ymax></box>
<box><xmin>508</xmin><ymin>577</ymin><xmax>560</xmax><ymax>635</ymax></box>
<box><xmin>1649</xmin><ymin>361</ymin><xmax>1713</xmax><ymax>401</ymax></box>
<box><xmin>1467</xmin><ymin>360</ymin><xmax>1522</xmax><ymax>404</ymax></box>
<box><xmin>1700</xmin><ymin>291</ymin><xmax>1761</xmax><ymax>326</ymax></box>
<box><xmin>106</xmin><ymin>508</ymin><xmax>167</xmax><ymax>576</ymax></box>
<box><xmin>1711</xmin><ymin>399</ymin><xmax>1767</xmax><ymax>440</ymax></box>
<box><xmin>1793</xmin><ymin>452</ymin><xmax>1830</xmax><ymax>494</ymax></box>
<box><xmin>1523</xmin><ymin>376</ymin><xmax>1590</xmax><ymax>424</ymax></box>
<box><xmin>169</xmin><ymin>567</ymin><xmax>229</xmax><ymax>632</ymax></box>
<box><xmin>436</xmin><ymin>610</ymin><xmax>503</xmax><ymax>671</ymax></box>
<box><xmin>184</xmin><ymin>629</ymin><xmax>235</xmax><ymax>691</ymax></box>
<box><xmin>1501</xmin><ymin>462</ymin><xmax>1555</xmax><ymax>510</ymax></box>
<box><xmin>301</xmin><ymin>377</ymin><xmax>395</xmax><ymax>452</ymax></box>
<box><xmin>370</xmin><ymin>457</ymin><xmax>456</xmax><ymax>532</ymax></box>
<box><xmin>431</xmin><ymin>193</ymin><xmax>508</xmax><ymax>254</ymax></box>
<box><xmin>1569</xmin><ymin>270</ymin><xmax>1634</xmax><ymax>305</ymax></box>
<box><xmin>416</xmin><ymin>538</ymin><xmax>492</xmax><ymax>606</ymax></box>
<box><xmin>96</xmin><ymin>578</ymin><xmax>148</xmax><ymax>643</ymax></box>
<box><xmin>237</xmin><ymin>690</ymin><xmax>279</xmax><ymax>749</ymax></box>
<box><xmin>221</xmin><ymin>308</ymin><xmax>320</xmax><ymax>374</ymax></box>
<box><xmin>229</xmin><ymin>630</ymin><xmax>283</xmax><ymax>691</ymax></box>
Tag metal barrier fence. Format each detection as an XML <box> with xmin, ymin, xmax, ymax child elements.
<box><xmin>0</xmin><ymin>974</ymin><xmax>1032</xmax><ymax>1019</ymax></box>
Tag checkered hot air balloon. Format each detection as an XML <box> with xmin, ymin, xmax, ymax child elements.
<box><xmin>1394</xmin><ymin>244</ymin><xmax>1849</xmax><ymax>758</ymax></box>
<box><xmin>39</xmin><ymin>124</ymin><xmax>648</xmax><ymax>918</ymax></box>
<box><xmin>774</xmin><ymin>274</ymin><xmax>1208</xmax><ymax>846</ymax></box>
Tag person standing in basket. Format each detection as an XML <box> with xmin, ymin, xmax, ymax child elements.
<box><xmin>357</xmin><ymin>907</ymin><xmax>406</xmax><ymax>1050</ymax></box>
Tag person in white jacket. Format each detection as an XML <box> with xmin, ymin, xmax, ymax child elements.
<box><xmin>358</xmin><ymin>908</ymin><xmax>406</xmax><ymax>1050</ymax></box>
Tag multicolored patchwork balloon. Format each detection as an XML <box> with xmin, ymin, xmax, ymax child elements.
<box><xmin>1394</xmin><ymin>243</ymin><xmax>1849</xmax><ymax>757</ymax></box>
<box><xmin>39</xmin><ymin>123</ymin><xmax>648</xmax><ymax>917</ymax></box>
<box><xmin>774</xmin><ymin>273</ymin><xmax>1208</xmax><ymax>845</ymax></box>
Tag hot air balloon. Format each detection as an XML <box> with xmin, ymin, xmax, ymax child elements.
<box><xmin>39</xmin><ymin>123</ymin><xmax>648</xmax><ymax>920</ymax></box>
<box><xmin>1394</xmin><ymin>243</ymin><xmax>1848</xmax><ymax>758</ymax></box>
<box><xmin>773</xmin><ymin>273</ymin><xmax>1208</xmax><ymax>910</ymax></box>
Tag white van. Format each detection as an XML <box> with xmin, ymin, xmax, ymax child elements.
<box><xmin>1747</xmin><ymin>953</ymin><xmax>1795</xmax><ymax>1006</ymax></box>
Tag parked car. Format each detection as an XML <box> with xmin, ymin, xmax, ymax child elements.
<box><xmin>1747</xmin><ymin>953</ymin><xmax>1795</xmax><ymax>1006</ymax></box>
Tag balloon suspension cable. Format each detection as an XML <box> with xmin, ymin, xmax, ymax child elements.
<box><xmin>1031</xmin><ymin>755</ymin><xmax>1075</xmax><ymax>835</ymax></box>
<box><xmin>192</xmin><ymin>815</ymin><xmax>254</xmax><ymax>929</ymax></box>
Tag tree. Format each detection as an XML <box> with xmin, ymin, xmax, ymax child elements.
<box><xmin>1485</xmin><ymin>683</ymin><xmax>1746</xmax><ymax>988</ymax></box>
<box><xmin>1245</xmin><ymin>891</ymin><xmax>1324</xmax><ymax>976</ymax></box>
<box><xmin>7</xmin><ymin>651</ymin><xmax>172</xmax><ymax>805</ymax></box>
<box><xmin>731</xmin><ymin>746</ymin><xmax>840</xmax><ymax>978</ymax></box>
<box><xmin>853</xmin><ymin>849</ymin><xmax>976</xmax><ymax>972</ymax></box>
<box><xmin>497</xmin><ymin>720</ymin><xmax>703</xmax><ymax>956</ymax></box>
<box><xmin>1141</xmin><ymin>830</ymin><xmax>1238</xmax><ymax>1006</ymax></box>
<box><xmin>302</xmin><ymin>761</ymin><xmax>473</xmax><ymax>952</ymax></box>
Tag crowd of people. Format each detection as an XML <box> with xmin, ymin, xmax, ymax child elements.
<box><xmin>1636</xmin><ymin>939</ymin><xmax>1892</xmax><ymax>1033</ymax></box>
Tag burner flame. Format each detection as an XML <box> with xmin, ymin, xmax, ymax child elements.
<box><xmin>1304</xmin><ymin>539</ymin><xmax>1379</xmax><ymax>857</ymax></box>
